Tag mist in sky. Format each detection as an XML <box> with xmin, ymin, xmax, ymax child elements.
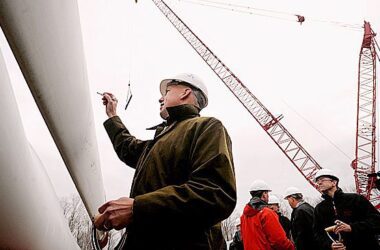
<box><xmin>1</xmin><ymin>0</ymin><xmax>379</xmax><ymax>214</ymax></box>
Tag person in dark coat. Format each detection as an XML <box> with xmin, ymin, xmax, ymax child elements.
<box><xmin>229</xmin><ymin>219</ymin><xmax>243</xmax><ymax>250</ymax></box>
<box><xmin>268</xmin><ymin>195</ymin><xmax>291</xmax><ymax>239</ymax></box>
<box><xmin>284</xmin><ymin>187</ymin><xmax>317</xmax><ymax>250</ymax></box>
<box><xmin>94</xmin><ymin>73</ymin><xmax>237</xmax><ymax>249</ymax></box>
<box><xmin>313</xmin><ymin>168</ymin><xmax>380</xmax><ymax>250</ymax></box>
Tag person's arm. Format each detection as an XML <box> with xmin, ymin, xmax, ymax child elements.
<box><xmin>313</xmin><ymin>207</ymin><xmax>333</xmax><ymax>250</ymax></box>
<box><xmin>292</xmin><ymin>208</ymin><xmax>313</xmax><ymax>249</ymax></box>
<box><xmin>348</xmin><ymin>195</ymin><xmax>380</xmax><ymax>235</ymax></box>
<box><xmin>261</xmin><ymin>209</ymin><xmax>295</xmax><ymax>250</ymax></box>
<box><xmin>281</xmin><ymin>216</ymin><xmax>291</xmax><ymax>238</ymax></box>
<box><xmin>132</xmin><ymin>118</ymin><xmax>237</xmax><ymax>229</ymax></box>
<box><xmin>101</xmin><ymin>92</ymin><xmax>148</xmax><ymax>168</ymax></box>
<box><xmin>104</xmin><ymin>116</ymin><xmax>148</xmax><ymax>168</ymax></box>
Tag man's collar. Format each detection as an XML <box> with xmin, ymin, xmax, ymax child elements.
<box><xmin>295</xmin><ymin>201</ymin><xmax>305</xmax><ymax>208</ymax></box>
<box><xmin>322</xmin><ymin>187</ymin><xmax>343</xmax><ymax>200</ymax></box>
<box><xmin>165</xmin><ymin>104</ymin><xmax>200</xmax><ymax>124</ymax></box>
<box><xmin>147</xmin><ymin>104</ymin><xmax>200</xmax><ymax>131</ymax></box>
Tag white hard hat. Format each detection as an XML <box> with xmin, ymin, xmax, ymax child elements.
<box><xmin>160</xmin><ymin>73</ymin><xmax>208</xmax><ymax>109</ymax></box>
<box><xmin>268</xmin><ymin>195</ymin><xmax>280</xmax><ymax>204</ymax></box>
<box><xmin>314</xmin><ymin>168</ymin><xmax>339</xmax><ymax>182</ymax></box>
<box><xmin>284</xmin><ymin>187</ymin><xmax>302</xmax><ymax>199</ymax></box>
<box><xmin>249</xmin><ymin>180</ymin><xmax>271</xmax><ymax>192</ymax></box>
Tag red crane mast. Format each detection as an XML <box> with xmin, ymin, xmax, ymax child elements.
<box><xmin>352</xmin><ymin>21</ymin><xmax>380</xmax><ymax>209</ymax></box>
<box><xmin>152</xmin><ymin>0</ymin><xmax>322</xmax><ymax>189</ymax></box>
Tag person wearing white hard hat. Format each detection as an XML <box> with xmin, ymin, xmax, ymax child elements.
<box><xmin>283</xmin><ymin>187</ymin><xmax>317</xmax><ymax>250</ymax></box>
<box><xmin>240</xmin><ymin>180</ymin><xmax>294</xmax><ymax>250</ymax></box>
<box><xmin>268</xmin><ymin>195</ymin><xmax>291</xmax><ymax>239</ymax></box>
<box><xmin>313</xmin><ymin>168</ymin><xmax>380</xmax><ymax>250</ymax></box>
<box><xmin>95</xmin><ymin>73</ymin><xmax>237</xmax><ymax>249</ymax></box>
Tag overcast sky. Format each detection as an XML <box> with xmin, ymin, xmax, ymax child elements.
<box><xmin>1</xmin><ymin>0</ymin><xmax>379</xmax><ymax>214</ymax></box>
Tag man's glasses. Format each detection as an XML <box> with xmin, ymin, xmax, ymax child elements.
<box><xmin>317</xmin><ymin>178</ymin><xmax>333</xmax><ymax>183</ymax></box>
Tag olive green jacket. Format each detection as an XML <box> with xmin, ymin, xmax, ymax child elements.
<box><xmin>104</xmin><ymin>104</ymin><xmax>236</xmax><ymax>250</ymax></box>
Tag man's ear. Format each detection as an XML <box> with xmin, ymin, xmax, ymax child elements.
<box><xmin>179</xmin><ymin>88</ymin><xmax>192</xmax><ymax>100</ymax></box>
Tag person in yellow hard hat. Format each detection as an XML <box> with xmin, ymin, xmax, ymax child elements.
<box><xmin>95</xmin><ymin>73</ymin><xmax>236</xmax><ymax>250</ymax></box>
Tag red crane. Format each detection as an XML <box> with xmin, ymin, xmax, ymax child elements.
<box><xmin>151</xmin><ymin>0</ymin><xmax>322</xmax><ymax>190</ymax></box>
<box><xmin>351</xmin><ymin>21</ymin><xmax>380</xmax><ymax>209</ymax></box>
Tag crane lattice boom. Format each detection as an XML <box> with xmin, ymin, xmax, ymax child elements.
<box><xmin>352</xmin><ymin>21</ymin><xmax>380</xmax><ymax>209</ymax></box>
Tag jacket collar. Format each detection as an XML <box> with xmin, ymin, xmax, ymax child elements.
<box><xmin>243</xmin><ymin>197</ymin><xmax>267</xmax><ymax>217</ymax></box>
<box><xmin>146</xmin><ymin>104</ymin><xmax>200</xmax><ymax>138</ymax></box>
<box><xmin>165</xmin><ymin>104</ymin><xmax>200</xmax><ymax>125</ymax></box>
<box><xmin>295</xmin><ymin>201</ymin><xmax>305</xmax><ymax>208</ymax></box>
<box><xmin>322</xmin><ymin>187</ymin><xmax>344</xmax><ymax>200</ymax></box>
<box><xmin>147</xmin><ymin>104</ymin><xmax>200</xmax><ymax>130</ymax></box>
<box><xmin>248</xmin><ymin>197</ymin><xmax>267</xmax><ymax>210</ymax></box>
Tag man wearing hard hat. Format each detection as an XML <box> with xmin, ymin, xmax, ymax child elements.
<box><xmin>240</xmin><ymin>180</ymin><xmax>294</xmax><ymax>250</ymax></box>
<box><xmin>283</xmin><ymin>187</ymin><xmax>317</xmax><ymax>250</ymax></box>
<box><xmin>95</xmin><ymin>73</ymin><xmax>237</xmax><ymax>249</ymax></box>
<box><xmin>313</xmin><ymin>168</ymin><xmax>380</xmax><ymax>250</ymax></box>
<box><xmin>268</xmin><ymin>195</ymin><xmax>291</xmax><ymax>239</ymax></box>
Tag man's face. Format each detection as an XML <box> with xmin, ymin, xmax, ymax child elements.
<box><xmin>268</xmin><ymin>204</ymin><xmax>279</xmax><ymax>212</ymax></box>
<box><xmin>261</xmin><ymin>191</ymin><xmax>269</xmax><ymax>203</ymax></box>
<box><xmin>159</xmin><ymin>83</ymin><xmax>188</xmax><ymax>119</ymax></box>
<box><xmin>316</xmin><ymin>177</ymin><xmax>336</xmax><ymax>193</ymax></box>
<box><xmin>286</xmin><ymin>197</ymin><xmax>297</xmax><ymax>209</ymax></box>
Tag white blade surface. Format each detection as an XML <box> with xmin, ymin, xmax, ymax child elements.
<box><xmin>0</xmin><ymin>0</ymin><xmax>106</xmax><ymax>216</ymax></box>
<box><xmin>0</xmin><ymin>49</ymin><xmax>80</xmax><ymax>250</ymax></box>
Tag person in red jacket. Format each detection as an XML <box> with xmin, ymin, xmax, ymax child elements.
<box><xmin>240</xmin><ymin>180</ymin><xmax>295</xmax><ymax>250</ymax></box>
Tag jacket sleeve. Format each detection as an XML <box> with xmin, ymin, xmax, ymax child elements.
<box><xmin>103</xmin><ymin>116</ymin><xmax>148</xmax><ymax>168</ymax></box>
<box><xmin>132</xmin><ymin>119</ymin><xmax>237</xmax><ymax>229</ymax></box>
<box><xmin>280</xmin><ymin>216</ymin><xmax>291</xmax><ymax>238</ymax></box>
<box><xmin>292</xmin><ymin>207</ymin><xmax>313</xmax><ymax>249</ymax></box>
<box><xmin>261</xmin><ymin>209</ymin><xmax>295</xmax><ymax>250</ymax></box>
<box><xmin>313</xmin><ymin>206</ymin><xmax>332</xmax><ymax>250</ymax></box>
<box><xmin>350</xmin><ymin>195</ymin><xmax>380</xmax><ymax>236</ymax></box>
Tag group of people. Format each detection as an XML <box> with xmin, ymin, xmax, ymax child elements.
<box><xmin>231</xmin><ymin>168</ymin><xmax>380</xmax><ymax>250</ymax></box>
<box><xmin>92</xmin><ymin>73</ymin><xmax>380</xmax><ymax>250</ymax></box>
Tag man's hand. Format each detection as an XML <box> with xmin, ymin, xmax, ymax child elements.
<box><xmin>331</xmin><ymin>242</ymin><xmax>346</xmax><ymax>250</ymax></box>
<box><xmin>334</xmin><ymin>220</ymin><xmax>352</xmax><ymax>234</ymax></box>
<box><xmin>101</xmin><ymin>92</ymin><xmax>118</xmax><ymax>118</ymax></box>
<box><xmin>94</xmin><ymin>197</ymin><xmax>134</xmax><ymax>231</ymax></box>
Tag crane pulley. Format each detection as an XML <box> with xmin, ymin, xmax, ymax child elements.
<box><xmin>125</xmin><ymin>82</ymin><xmax>133</xmax><ymax>110</ymax></box>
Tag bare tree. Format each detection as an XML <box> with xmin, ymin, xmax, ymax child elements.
<box><xmin>60</xmin><ymin>195</ymin><xmax>92</xmax><ymax>249</ymax></box>
<box><xmin>304</xmin><ymin>196</ymin><xmax>322</xmax><ymax>207</ymax></box>
<box><xmin>222</xmin><ymin>212</ymin><xmax>240</xmax><ymax>241</ymax></box>
<box><xmin>60</xmin><ymin>194</ymin><xmax>126</xmax><ymax>249</ymax></box>
<box><xmin>279</xmin><ymin>199</ymin><xmax>291</xmax><ymax>218</ymax></box>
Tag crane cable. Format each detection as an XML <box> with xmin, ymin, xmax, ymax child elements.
<box><xmin>174</xmin><ymin>0</ymin><xmax>362</xmax><ymax>30</ymax></box>
<box><xmin>372</xmin><ymin>29</ymin><xmax>380</xmax><ymax>62</ymax></box>
<box><xmin>281</xmin><ymin>100</ymin><xmax>352</xmax><ymax>161</ymax></box>
<box><xmin>175</xmin><ymin>0</ymin><xmax>302</xmax><ymax>23</ymax></box>
<box><xmin>124</xmin><ymin>2</ymin><xmax>137</xmax><ymax>111</ymax></box>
